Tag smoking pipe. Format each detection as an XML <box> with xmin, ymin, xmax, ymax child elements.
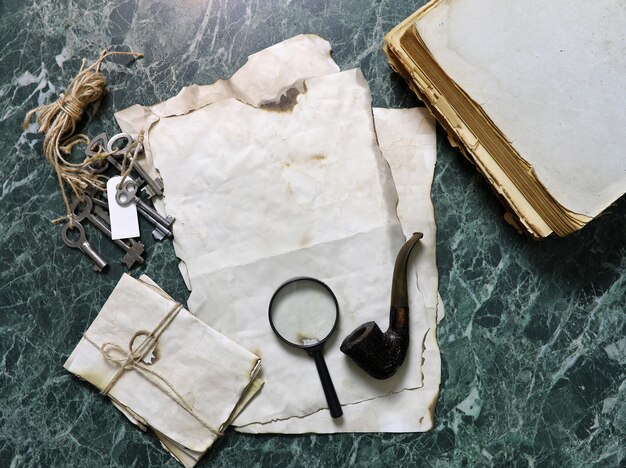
<box><xmin>340</xmin><ymin>232</ymin><xmax>423</xmax><ymax>379</ymax></box>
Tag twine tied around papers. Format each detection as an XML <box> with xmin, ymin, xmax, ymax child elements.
<box><xmin>83</xmin><ymin>302</ymin><xmax>224</xmax><ymax>437</ymax></box>
<box><xmin>22</xmin><ymin>49</ymin><xmax>143</xmax><ymax>224</ymax></box>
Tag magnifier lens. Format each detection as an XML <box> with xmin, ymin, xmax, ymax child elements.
<box><xmin>270</xmin><ymin>279</ymin><xmax>337</xmax><ymax>347</ymax></box>
<box><xmin>269</xmin><ymin>277</ymin><xmax>343</xmax><ymax>418</ymax></box>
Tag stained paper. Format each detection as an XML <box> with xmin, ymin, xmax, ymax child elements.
<box><xmin>116</xmin><ymin>34</ymin><xmax>339</xmax><ymax>188</ymax></box>
<box><xmin>115</xmin><ymin>35</ymin><xmax>442</xmax><ymax>433</ymax></box>
<box><xmin>146</xmin><ymin>68</ymin><xmax>418</xmax><ymax>425</ymax></box>
<box><xmin>239</xmin><ymin>107</ymin><xmax>441</xmax><ymax>433</ymax></box>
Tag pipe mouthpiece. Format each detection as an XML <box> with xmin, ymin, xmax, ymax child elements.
<box><xmin>341</xmin><ymin>232</ymin><xmax>423</xmax><ymax>380</ymax></box>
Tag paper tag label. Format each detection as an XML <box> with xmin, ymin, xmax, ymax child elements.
<box><xmin>107</xmin><ymin>176</ymin><xmax>140</xmax><ymax>240</ymax></box>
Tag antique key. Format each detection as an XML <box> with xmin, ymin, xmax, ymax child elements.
<box><xmin>107</xmin><ymin>133</ymin><xmax>165</xmax><ymax>199</ymax></box>
<box><xmin>92</xmin><ymin>204</ymin><xmax>145</xmax><ymax>268</ymax></box>
<box><xmin>136</xmin><ymin>204</ymin><xmax>173</xmax><ymax>241</ymax></box>
<box><xmin>85</xmin><ymin>132</ymin><xmax>126</xmax><ymax>178</ymax></box>
<box><xmin>61</xmin><ymin>221</ymin><xmax>108</xmax><ymax>271</ymax></box>
<box><xmin>85</xmin><ymin>133</ymin><xmax>110</xmax><ymax>174</ymax></box>
<box><xmin>116</xmin><ymin>178</ymin><xmax>175</xmax><ymax>237</ymax></box>
<box><xmin>86</xmin><ymin>133</ymin><xmax>164</xmax><ymax>199</ymax></box>
<box><xmin>72</xmin><ymin>197</ymin><xmax>145</xmax><ymax>269</ymax></box>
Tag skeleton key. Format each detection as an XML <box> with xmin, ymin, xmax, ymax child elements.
<box><xmin>86</xmin><ymin>133</ymin><xmax>156</xmax><ymax>196</ymax></box>
<box><xmin>61</xmin><ymin>221</ymin><xmax>108</xmax><ymax>271</ymax></box>
<box><xmin>127</xmin><ymin>158</ymin><xmax>164</xmax><ymax>200</ymax></box>
<box><xmin>107</xmin><ymin>132</ymin><xmax>164</xmax><ymax>199</ymax></box>
<box><xmin>90</xmin><ymin>195</ymin><xmax>109</xmax><ymax>210</ymax></box>
<box><xmin>105</xmin><ymin>132</ymin><xmax>131</xmax><ymax>156</ymax></box>
<box><xmin>72</xmin><ymin>197</ymin><xmax>145</xmax><ymax>269</ymax></box>
<box><xmin>137</xmin><ymin>170</ymin><xmax>164</xmax><ymax>200</ymax></box>
<box><xmin>92</xmin><ymin>204</ymin><xmax>145</xmax><ymax>268</ymax></box>
<box><xmin>136</xmin><ymin>203</ymin><xmax>173</xmax><ymax>241</ymax></box>
<box><xmin>86</xmin><ymin>132</ymin><xmax>125</xmax><ymax>173</ymax></box>
<box><xmin>90</xmin><ymin>192</ymin><xmax>147</xmax><ymax>262</ymax></box>
<box><xmin>116</xmin><ymin>178</ymin><xmax>174</xmax><ymax>228</ymax></box>
<box><xmin>85</xmin><ymin>132</ymin><xmax>110</xmax><ymax>174</ymax></box>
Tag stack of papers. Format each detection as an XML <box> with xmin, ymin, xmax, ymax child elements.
<box><xmin>65</xmin><ymin>274</ymin><xmax>262</xmax><ymax>467</ymax></box>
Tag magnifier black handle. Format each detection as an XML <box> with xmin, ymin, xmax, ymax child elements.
<box><xmin>310</xmin><ymin>349</ymin><xmax>343</xmax><ymax>418</ymax></box>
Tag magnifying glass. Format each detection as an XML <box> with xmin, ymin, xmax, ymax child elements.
<box><xmin>268</xmin><ymin>277</ymin><xmax>343</xmax><ymax>418</ymax></box>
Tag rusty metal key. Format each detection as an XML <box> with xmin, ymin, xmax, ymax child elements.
<box><xmin>115</xmin><ymin>178</ymin><xmax>175</xmax><ymax>237</ymax></box>
<box><xmin>90</xmin><ymin>202</ymin><xmax>145</xmax><ymax>268</ymax></box>
<box><xmin>72</xmin><ymin>197</ymin><xmax>145</xmax><ymax>269</ymax></box>
<box><xmin>107</xmin><ymin>132</ymin><xmax>164</xmax><ymax>199</ymax></box>
<box><xmin>61</xmin><ymin>221</ymin><xmax>108</xmax><ymax>272</ymax></box>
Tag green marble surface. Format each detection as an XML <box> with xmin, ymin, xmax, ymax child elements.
<box><xmin>0</xmin><ymin>0</ymin><xmax>624</xmax><ymax>466</ymax></box>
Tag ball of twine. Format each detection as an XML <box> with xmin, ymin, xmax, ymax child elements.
<box><xmin>23</xmin><ymin>49</ymin><xmax>143</xmax><ymax>223</ymax></box>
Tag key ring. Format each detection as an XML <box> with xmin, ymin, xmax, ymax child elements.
<box><xmin>116</xmin><ymin>179</ymin><xmax>138</xmax><ymax>207</ymax></box>
<box><xmin>61</xmin><ymin>220</ymin><xmax>87</xmax><ymax>249</ymax></box>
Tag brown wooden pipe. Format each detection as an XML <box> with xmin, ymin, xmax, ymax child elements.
<box><xmin>340</xmin><ymin>232</ymin><xmax>423</xmax><ymax>379</ymax></box>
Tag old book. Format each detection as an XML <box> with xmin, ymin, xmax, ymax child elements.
<box><xmin>385</xmin><ymin>0</ymin><xmax>626</xmax><ymax>238</ymax></box>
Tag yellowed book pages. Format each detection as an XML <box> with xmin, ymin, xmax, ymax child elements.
<box><xmin>385</xmin><ymin>0</ymin><xmax>625</xmax><ymax>237</ymax></box>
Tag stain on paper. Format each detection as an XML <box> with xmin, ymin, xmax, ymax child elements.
<box><xmin>259</xmin><ymin>87</ymin><xmax>302</xmax><ymax>113</ymax></box>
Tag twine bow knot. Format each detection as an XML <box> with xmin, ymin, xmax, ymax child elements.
<box><xmin>99</xmin><ymin>331</ymin><xmax>158</xmax><ymax>391</ymax></box>
<box><xmin>83</xmin><ymin>302</ymin><xmax>223</xmax><ymax>436</ymax></box>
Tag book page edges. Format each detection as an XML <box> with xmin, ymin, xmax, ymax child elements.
<box><xmin>384</xmin><ymin>3</ymin><xmax>591</xmax><ymax>238</ymax></box>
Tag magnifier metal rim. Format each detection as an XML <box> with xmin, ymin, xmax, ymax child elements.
<box><xmin>268</xmin><ymin>276</ymin><xmax>340</xmax><ymax>350</ymax></box>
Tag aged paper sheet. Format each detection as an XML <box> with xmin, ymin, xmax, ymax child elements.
<box><xmin>239</xmin><ymin>107</ymin><xmax>441</xmax><ymax>433</ymax></box>
<box><xmin>116</xmin><ymin>35</ymin><xmax>441</xmax><ymax>432</ymax></box>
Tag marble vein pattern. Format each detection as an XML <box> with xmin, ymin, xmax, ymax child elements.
<box><xmin>0</xmin><ymin>0</ymin><xmax>624</xmax><ymax>466</ymax></box>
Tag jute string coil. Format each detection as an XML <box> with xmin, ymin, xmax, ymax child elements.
<box><xmin>23</xmin><ymin>49</ymin><xmax>143</xmax><ymax>223</ymax></box>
